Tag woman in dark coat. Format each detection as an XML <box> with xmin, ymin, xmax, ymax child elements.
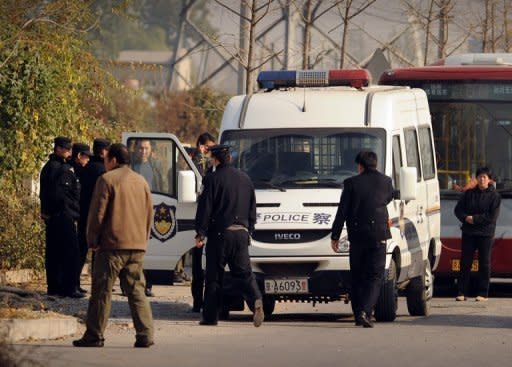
<box><xmin>454</xmin><ymin>167</ymin><xmax>501</xmax><ymax>301</ymax></box>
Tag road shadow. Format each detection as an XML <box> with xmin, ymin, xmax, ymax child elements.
<box><xmin>226</xmin><ymin>311</ymin><xmax>356</xmax><ymax>328</ymax></box>
<box><xmin>434</xmin><ymin>278</ymin><xmax>512</xmax><ymax>298</ymax></box>
<box><xmin>41</xmin><ymin>291</ymin><xmax>200</xmax><ymax>322</ymax></box>
<box><xmin>395</xmin><ymin>313</ymin><xmax>512</xmax><ymax>329</ymax></box>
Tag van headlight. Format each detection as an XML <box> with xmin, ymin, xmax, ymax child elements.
<box><xmin>335</xmin><ymin>236</ymin><xmax>350</xmax><ymax>253</ymax></box>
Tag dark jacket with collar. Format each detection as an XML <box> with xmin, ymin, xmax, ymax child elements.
<box><xmin>195</xmin><ymin>163</ymin><xmax>256</xmax><ymax>237</ymax></box>
<box><xmin>79</xmin><ymin>156</ymin><xmax>106</xmax><ymax>221</ymax></box>
<box><xmin>331</xmin><ymin>169</ymin><xmax>394</xmax><ymax>243</ymax></box>
<box><xmin>52</xmin><ymin>161</ymin><xmax>80</xmax><ymax>219</ymax></box>
<box><xmin>454</xmin><ymin>185</ymin><xmax>501</xmax><ymax>237</ymax></box>
<box><xmin>39</xmin><ymin>153</ymin><xmax>67</xmax><ymax>217</ymax></box>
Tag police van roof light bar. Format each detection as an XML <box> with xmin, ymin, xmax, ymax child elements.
<box><xmin>257</xmin><ymin>69</ymin><xmax>371</xmax><ymax>90</ymax></box>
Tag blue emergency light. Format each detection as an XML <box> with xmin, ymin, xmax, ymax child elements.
<box><xmin>257</xmin><ymin>69</ymin><xmax>371</xmax><ymax>90</ymax></box>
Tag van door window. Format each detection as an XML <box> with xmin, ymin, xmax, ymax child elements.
<box><xmin>418</xmin><ymin>126</ymin><xmax>436</xmax><ymax>180</ymax></box>
<box><xmin>392</xmin><ymin>135</ymin><xmax>402</xmax><ymax>189</ymax></box>
<box><xmin>404</xmin><ymin>129</ymin><xmax>422</xmax><ymax>181</ymax></box>
<box><xmin>127</xmin><ymin>138</ymin><xmax>193</xmax><ymax>198</ymax></box>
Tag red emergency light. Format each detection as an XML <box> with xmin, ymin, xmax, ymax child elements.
<box><xmin>257</xmin><ymin>69</ymin><xmax>371</xmax><ymax>90</ymax></box>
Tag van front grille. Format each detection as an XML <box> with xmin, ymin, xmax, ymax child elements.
<box><xmin>257</xmin><ymin>262</ymin><xmax>319</xmax><ymax>277</ymax></box>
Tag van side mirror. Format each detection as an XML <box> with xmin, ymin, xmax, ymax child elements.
<box><xmin>399</xmin><ymin>167</ymin><xmax>417</xmax><ymax>201</ymax></box>
<box><xmin>178</xmin><ymin>170</ymin><xmax>197</xmax><ymax>203</ymax></box>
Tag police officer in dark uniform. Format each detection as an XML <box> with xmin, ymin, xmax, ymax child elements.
<box><xmin>331</xmin><ymin>151</ymin><xmax>393</xmax><ymax>328</ymax></box>
<box><xmin>40</xmin><ymin>136</ymin><xmax>73</xmax><ymax>295</ymax></box>
<box><xmin>76</xmin><ymin>139</ymin><xmax>110</xmax><ymax>285</ymax></box>
<box><xmin>190</xmin><ymin>132</ymin><xmax>216</xmax><ymax>312</ymax></box>
<box><xmin>194</xmin><ymin>144</ymin><xmax>264</xmax><ymax>327</ymax></box>
<box><xmin>51</xmin><ymin>142</ymin><xmax>84</xmax><ymax>298</ymax></box>
<box><xmin>71</xmin><ymin>143</ymin><xmax>94</xmax><ymax>293</ymax></box>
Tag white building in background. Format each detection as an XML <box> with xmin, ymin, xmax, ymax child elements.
<box><xmin>111</xmin><ymin>49</ymin><xmax>192</xmax><ymax>93</ymax></box>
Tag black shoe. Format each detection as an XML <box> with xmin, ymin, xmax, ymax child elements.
<box><xmin>77</xmin><ymin>287</ymin><xmax>87</xmax><ymax>294</ymax></box>
<box><xmin>199</xmin><ymin>319</ymin><xmax>218</xmax><ymax>326</ymax></box>
<box><xmin>358</xmin><ymin>311</ymin><xmax>374</xmax><ymax>328</ymax></box>
<box><xmin>62</xmin><ymin>291</ymin><xmax>86</xmax><ymax>299</ymax></box>
<box><xmin>354</xmin><ymin>316</ymin><xmax>362</xmax><ymax>326</ymax></box>
<box><xmin>144</xmin><ymin>288</ymin><xmax>155</xmax><ymax>297</ymax></box>
<box><xmin>73</xmin><ymin>338</ymin><xmax>104</xmax><ymax>347</ymax></box>
<box><xmin>134</xmin><ymin>336</ymin><xmax>154</xmax><ymax>348</ymax></box>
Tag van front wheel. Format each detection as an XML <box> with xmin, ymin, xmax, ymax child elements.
<box><xmin>406</xmin><ymin>258</ymin><xmax>433</xmax><ymax>316</ymax></box>
<box><xmin>374</xmin><ymin>258</ymin><xmax>398</xmax><ymax>322</ymax></box>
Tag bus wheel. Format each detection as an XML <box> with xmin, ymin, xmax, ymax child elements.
<box><xmin>406</xmin><ymin>258</ymin><xmax>433</xmax><ymax>316</ymax></box>
<box><xmin>374</xmin><ymin>258</ymin><xmax>398</xmax><ymax>322</ymax></box>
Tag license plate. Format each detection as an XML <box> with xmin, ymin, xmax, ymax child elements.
<box><xmin>451</xmin><ymin>259</ymin><xmax>479</xmax><ymax>272</ymax></box>
<box><xmin>264</xmin><ymin>278</ymin><xmax>309</xmax><ymax>294</ymax></box>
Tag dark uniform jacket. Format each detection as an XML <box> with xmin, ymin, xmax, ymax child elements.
<box><xmin>52</xmin><ymin>162</ymin><xmax>81</xmax><ymax>220</ymax></box>
<box><xmin>331</xmin><ymin>169</ymin><xmax>394</xmax><ymax>243</ymax></box>
<box><xmin>454</xmin><ymin>185</ymin><xmax>501</xmax><ymax>237</ymax></box>
<box><xmin>195</xmin><ymin>163</ymin><xmax>256</xmax><ymax>237</ymax></box>
<box><xmin>79</xmin><ymin>156</ymin><xmax>106</xmax><ymax>222</ymax></box>
<box><xmin>39</xmin><ymin>154</ymin><xmax>67</xmax><ymax>218</ymax></box>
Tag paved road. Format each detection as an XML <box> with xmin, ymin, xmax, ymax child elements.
<box><xmin>16</xmin><ymin>283</ymin><xmax>512</xmax><ymax>367</ymax></box>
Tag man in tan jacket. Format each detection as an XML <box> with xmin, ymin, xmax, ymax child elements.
<box><xmin>73</xmin><ymin>143</ymin><xmax>155</xmax><ymax>348</ymax></box>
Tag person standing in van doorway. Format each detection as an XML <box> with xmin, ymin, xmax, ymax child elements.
<box><xmin>190</xmin><ymin>132</ymin><xmax>216</xmax><ymax>312</ymax></box>
<box><xmin>331</xmin><ymin>151</ymin><xmax>394</xmax><ymax>328</ymax></box>
<box><xmin>132</xmin><ymin>139</ymin><xmax>164</xmax><ymax>297</ymax></box>
<box><xmin>454</xmin><ymin>167</ymin><xmax>501</xmax><ymax>302</ymax></box>
<box><xmin>194</xmin><ymin>144</ymin><xmax>264</xmax><ymax>327</ymax></box>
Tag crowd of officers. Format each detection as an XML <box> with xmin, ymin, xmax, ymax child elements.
<box><xmin>39</xmin><ymin>132</ymin><xmax>501</xmax><ymax>346</ymax></box>
<box><xmin>40</xmin><ymin>136</ymin><xmax>110</xmax><ymax>298</ymax></box>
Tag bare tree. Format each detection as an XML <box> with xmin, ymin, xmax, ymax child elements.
<box><xmin>330</xmin><ymin>0</ymin><xmax>377</xmax><ymax>68</ymax></box>
<box><xmin>214</xmin><ymin>0</ymin><xmax>281</xmax><ymax>94</ymax></box>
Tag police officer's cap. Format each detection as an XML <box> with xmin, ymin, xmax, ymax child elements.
<box><xmin>209</xmin><ymin>144</ymin><xmax>230</xmax><ymax>157</ymax></box>
<box><xmin>93</xmin><ymin>138</ymin><xmax>111</xmax><ymax>151</ymax></box>
<box><xmin>54</xmin><ymin>136</ymin><xmax>72</xmax><ymax>150</ymax></box>
<box><xmin>72</xmin><ymin>143</ymin><xmax>93</xmax><ymax>157</ymax></box>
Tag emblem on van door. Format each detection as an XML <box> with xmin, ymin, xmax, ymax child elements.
<box><xmin>152</xmin><ymin>203</ymin><xmax>177</xmax><ymax>242</ymax></box>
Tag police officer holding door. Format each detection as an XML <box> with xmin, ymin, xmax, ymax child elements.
<box><xmin>331</xmin><ymin>151</ymin><xmax>393</xmax><ymax>328</ymax></box>
<box><xmin>194</xmin><ymin>144</ymin><xmax>264</xmax><ymax>327</ymax></box>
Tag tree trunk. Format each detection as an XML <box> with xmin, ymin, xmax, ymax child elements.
<box><xmin>339</xmin><ymin>1</ymin><xmax>351</xmax><ymax>68</ymax></box>
<box><xmin>246</xmin><ymin>0</ymin><xmax>256</xmax><ymax>95</ymax></box>
<box><xmin>302</xmin><ymin>0</ymin><xmax>313</xmax><ymax>69</ymax></box>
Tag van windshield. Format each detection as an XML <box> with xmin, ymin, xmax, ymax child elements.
<box><xmin>221</xmin><ymin>128</ymin><xmax>386</xmax><ymax>189</ymax></box>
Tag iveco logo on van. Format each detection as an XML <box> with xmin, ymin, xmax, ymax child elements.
<box><xmin>275</xmin><ymin>233</ymin><xmax>301</xmax><ymax>240</ymax></box>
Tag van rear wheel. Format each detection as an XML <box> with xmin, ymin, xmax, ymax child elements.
<box><xmin>406</xmin><ymin>258</ymin><xmax>433</xmax><ymax>316</ymax></box>
<box><xmin>374</xmin><ymin>258</ymin><xmax>398</xmax><ymax>322</ymax></box>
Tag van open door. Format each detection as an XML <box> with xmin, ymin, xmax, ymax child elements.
<box><xmin>122</xmin><ymin>133</ymin><xmax>201</xmax><ymax>285</ymax></box>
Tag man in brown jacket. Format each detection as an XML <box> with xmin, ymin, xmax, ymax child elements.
<box><xmin>73</xmin><ymin>143</ymin><xmax>155</xmax><ymax>348</ymax></box>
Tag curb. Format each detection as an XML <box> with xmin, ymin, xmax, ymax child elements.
<box><xmin>1</xmin><ymin>317</ymin><xmax>78</xmax><ymax>342</ymax></box>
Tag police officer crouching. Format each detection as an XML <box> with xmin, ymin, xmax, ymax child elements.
<box><xmin>194</xmin><ymin>144</ymin><xmax>264</xmax><ymax>327</ymax></box>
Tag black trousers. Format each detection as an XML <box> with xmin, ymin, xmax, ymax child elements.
<box><xmin>46</xmin><ymin>213</ymin><xmax>79</xmax><ymax>295</ymax></box>
<box><xmin>458</xmin><ymin>234</ymin><xmax>494</xmax><ymax>297</ymax></box>
<box><xmin>191</xmin><ymin>246</ymin><xmax>204</xmax><ymax>310</ymax></box>
<box><xmin>349</xmin><ymin>239</ymin><xmax>386</xmax><ymax>316</ymax></box>
<box><xmin>76</xmin><ymin>220</ymin><xmax>88</xmax><ymax>289</ymax></box>
<box><xmin>202</xmin><ymin>229</ymin><xmax>262</xmax><ymax>323</ymax></box>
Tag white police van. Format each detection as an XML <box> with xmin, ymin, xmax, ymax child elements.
<box><xmin>123</xmin><ymin>69</ymin><xmax>441</xmax><ymax>322</ymax></box>
<box><xmin>217</xmin><ymin>69</ymin><xmax>441</xmax><ymax>321</ymax></box>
